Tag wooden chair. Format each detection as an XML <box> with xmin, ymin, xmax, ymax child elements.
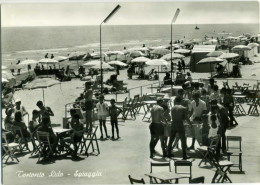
<box><xmin>208</xmin><ymin>148</ymin><xmax>233</xmax><ymax>183</ymax></box>
<box><xmin>197</xmin><ymin>136</ymin><xmax>220</xmax><ymax>167</ymax></box>
<box><xmin>128</xmin><ymin>175</ymin><xmax>145</xmax><ymax>184</ymax></box>
<box><xmin>29</xmin><ymin>130</ymin><xmax>41</xmax><ymax>156</ymax></box>
<box><xmin>150</xmin><ymin>162</ymin><xmax>171</xmax><ymax>173</ymax></box>
<box><xmin>12</xmin><ymin>126</ymin><xmax>31</xmax><ymax>153</ymax></box>
<box><xmin>2</xmin><ymin>132</ymin><xmax>20</xmax><ymax>163</ymax></box>
<box><xmin>122</xmin><ymin>98</ymin><xmax>136</xmax><ymax>120</ymax></box>
<box><xmin>79</xmin><ymin>126</ymin><xmax>100</xmax><ymax>157</ymax></box>
<box><xmin>189</xmin><ymin>176</ymin><xmax>205</xmax><ymax>184</ymax></box>
<box><xmin>174</xmin><ymin>160</ymin><xmax>192</xmax><ymax>179</ymax></box>
<box><xmin>36</xmin><ymin>131</ymin><xmax>54</xmax><ymax>162</ymax></box>
<box><xmin>226</xmin><ymin>136</ymin><xmax>243</xmax><ymax>172</ymax></box>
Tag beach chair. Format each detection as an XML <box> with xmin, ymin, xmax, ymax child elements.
<box><xmin>128</xmin><ymin>175</ymin><xmax>145</xmax><ymax>184</ymax></box>
<box><xmin>208</xmin><ymin>148</ymin><xmax>233</xmax><ymax>183</ymax></box>
<box><xmin>247</xmin><ymin>98</ymin><xmax>260</xmax><ymax>116</ymax></box>
<box><xmin>2</xmin><ymin>132</ymin><xmax>20</xmax><ymax>163</ymax></box>
<box><xmin>174</xmin><ymin>160</ymin><xmax>192</xmax><ymax>179</ymax></box>
<box><xmin>12</xmin><ymin>126</ymin><xmax>31</xmax><ymax>153</ymax></box>
<box><xmin>122</xmin><ymin>98</ymin><xmax>135</xmax><ymax>120</ymax></box>
<box><xmin>150</xmin><ymin>162</ymin><xmax>171</xmax><ymax>184</ymax></box>
<box><xmin>197</xmin><ymin>136</ymin><xmax>220</xmax><ymax>167</ymax></box>
<box><xmin>189</xmin><ymin>176</ymin><xmax>205</xmax><ymax>184</ymax></box>
<box><xmin>36</xmin><ymin>131</ymin><xmax>54</xmax><ymax>162</ymax></box>
<box><xmin>79</xmin><ymin>126</ymin><xmax>100</xmax><ymax>157</ymax></box>
<box><xmin>226</xmin><ymin>136</ymin><xmax>243</xmax><ymax>172</ymax></box>
<box><xmin>29</xmin><ymin>129</ymin><xmax>41</xmax><ymax>156</ymax></box>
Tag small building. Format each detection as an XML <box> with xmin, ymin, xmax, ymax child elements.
<box><xmin>190</xmin><ymin>45</ymin><xmax>217</xmax><ymax>72</ymax></box>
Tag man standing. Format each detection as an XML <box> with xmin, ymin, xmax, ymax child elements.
<box><xmin>149</xmin><ymin>98</ymin><xmax>167</xmax><ymax>158</ymax></box>
<box><xmin>83</xmin><ymin>82</ymin><xmax>93</xmax><ymax>132</ymax></box>
<box><xmin>211</xmin><ymin>99</ymin><xmax>229</xmax><ymax>154</ymax></box>
<box><xmin>188</xmin><ymin>92</ymin><xmax>208</xmax><ymax>150</ymax></box>
<box><xmin>36</xmin><ymin>100</ymin><xmax>54</xmax><ymax>124</ymax></box>
<box><xmin>167</xmin><ymin>96</ymin><xmax>192</xmax><ymax>160</ymax></box>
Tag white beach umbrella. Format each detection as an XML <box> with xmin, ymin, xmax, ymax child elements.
<box><xmin>90</xmin><ymin>63</ymin><xmax>113</xmax><ymax>70</ymax></box>
<box><xmin>39</xmin><ymin>58</ymin><xmax>59</xmax><ymax>64</ymax></box>
<box><xmin>218</xmin><ymin>53</ymin><xmax>239</xmax><ymax>59</ymax></box>
<box><xmin>206</xmin><ymin>51</ymin><xmax>224</xmax><ymax>57</ymax></box>
<box><xmin>105</xmin><ymin>51</ymin><xmax>125</xmax><ymax>56</ymax></box>
<box><xmin>128</xmin><ymin>51</ymin><xmax>144</xmax><ymax>58</ymax></box>
<box><xmin>128</xmin><ymin>47</ymin><xmax>149</xmax><ymax>52</ymax></box>
<box><xmin>174</xmin><ymin>49</ymin><xmax>191</xmax><ymax>54</ymax></box>
<box><xmin>53</xmin><ymin>56</ymin><xmax>69</xmax><ymax>62</ymax></box>
<box><xmin>248</xmin><ymin>43</ymin><xmax>259</xmax><ymax>48</ymax></box>
<box><xmin>69</xmin><ymin>51</ymin><xmax>86</xmax><ymax>58</ymax></box>
<box><xmin>232</xmin><ymin>45</ymin><xmax>251</xmax><ymax>51</ymax></box>
<box><xmin>151</xmin><ymin>48</ymin><xmax>170</xmax><ymax>56</ymax></box>
<box><xmin>146</xmin><ymin>59</ymin><xmax>168</xmax><ymax>66</ymax></box>
<box><xmin>149</xmin><ymin>46</ymin><xmax>168</xmax><ymax>50</ymax></box>
<box><xmin>90</xmin><ymin>52</ymin><xmax>107</xmax><ymax>59</ymax></box>
<box><xmin>131</xmin><ymin>56</ymin><xmax>151</xmax><ymax>63</ymax></box>
<box><xmin>83</xmin><ymin>60</ymin><xmax>103</xmax><ymax>67</ymax></box>
<box><xmin>108</xmin><ymin>60</ymin><xmax>127</xmax><ymax>66</ymax></box>
<box><xmin>161</xmin><ymin>53</ymin><xmax>185</xmax><ymax>61</ymax></box>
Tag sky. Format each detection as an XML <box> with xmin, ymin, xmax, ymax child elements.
<box><xmin>1</xmin><ymin>0</ymin><xmax>259</xmax><ymax>27</ymax></box>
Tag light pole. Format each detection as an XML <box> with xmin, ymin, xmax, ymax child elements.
<box><xmin>170</xmin><ymin>8</ymin><xmax>180</xmax><ymax>90</ymax></box>
<box><xmin>100</xmin><ymin>4</ymin><xmax>121</xmax><ymax>93</ymax></box>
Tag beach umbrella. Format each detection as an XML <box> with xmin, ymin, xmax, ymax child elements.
<box><xmin>232</xmin><ymin>45</ymin><xmax>251</xmax><ymax>51</ymax></box>
<box><xmin>149</xmin><ymin>46</ymin><xmax>168</xmax><ymax>50</ymax></box>
<box><xmin>248</xmin><ymin>43</ymin><xmax>259</xmax><ymax>48</ymax></box>
<box><xmin>218</xmin><ymin>53</ymin><xmax>239</xmax><ymax>59</ymax></box>
<box><xmin>151</xmin><ymin>48</ymin><xmax>170</xmax><ymax>56</ymax></box>
<box><xmin>131</xmin><ymin>56</ymin><xmax>151</xmax><ymax>63</ymax></box>
<box><xmin>146</xmin><ymin>59</ymin><xmax>168</xmax><ymax>66</ymax></box>
<box><xmin>39</xmin><ymin>58</ymin><xmax>59</xmax><ymax>64</ymax></box>
<box><xmin>206</xmin><ymin>51</ymin><xmax>224</xmax><ymax>57</ymax></box>
<box><xmin>83</xmin><ymin>60</ymin><xmax>103</xmax><ymax>67</ymax></box>
<box><xmin>24</xmin><ymin>78</ymin><xmax>61</xmax><ymax>105</ymax></box>
<box><xmin>105</xmin><ymin>51</ymin><xmax>125</xmax><ymax>56</ymax></box>
<box><xmin>129</xmin><ymin>51</ymin><xmax>144</xmax><ymax>58</ymax></box>
<box><xmin>53</xmin><ymin>56</ymin><xmax>69</xmax><ymax>62</ymax></box>
<box><xmin>69</xmin><ymin>51</ymin><xmax>86</xmax><ymax>59</ymax></box>
<box><xmin>161</xmin><ymin>53</ymin><xmax>185</xmax><ymax>61</ymax></box>
<box><xmin>174</xmin><ymin>49</ymin><xmax>190</xmax><ymax>54</ymax></box>
<box><xmin>128</xmin><ymin>47</ymin><xmax>149</xmax><ymax>52</ymax></box>
<box><xmin>198</xmin><ymin>57</ymin><xmax>224</xmax><ymax>77</ymax></box>
<box><xmin>108</xmin><ymin>60</ymin><xmax>127</xmax><ymax>66</ymax></box>
<box><xmin>171</xmin><ymin>44</ymin><xmax>181</xmax><ymax>49</ymax></box>
<box><xmin>90</xmin><ymin>52</ymin><xmax>107</xmax><ymax>59</ymax></box>
<box><xmin>89</xmin><ymin>63</ymin><xmax>114</xmax><ymax>70</ymax></box>
<box><xmin>19</xmin><ymin>59</ymin><xmax>38</xmax><ymax>65</ymax></box>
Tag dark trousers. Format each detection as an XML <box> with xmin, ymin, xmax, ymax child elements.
<box><xmin>167</xmin><ymin>126</ymin><xmax>187</xmax><ymax>158</ymax></box>
<box><xmin>149</xmin><ymin>123</ymin><xmax>166</xmax><ymax>156</ymax></box>
<box><xmin>111</xmin><ymin>119</ymin><xmax>119</xmax><ymax>137</ymax></box>
<box><xmin>99</xmin><ymin>120</ymin><xmax>108</xmax><ymax>137</ymax></box>
<box><xmin>228</xmin><ymin>106</ymin><xmax>238</xmax><ymax>126</ymax></box>
<box><xmin>216</xmin><ymin>128</ymin><xmax>227</xmax><ymax>156</ymax></box>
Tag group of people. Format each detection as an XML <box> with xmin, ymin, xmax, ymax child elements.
<box><xmin>149</xmin><ymin>78</ymin><xmax>237</xmax><ymax>160</ymax></box>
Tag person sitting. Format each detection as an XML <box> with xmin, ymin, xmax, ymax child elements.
<box><xmin>138</xmin><ymin>69</ymin><xmax>145</xmax><ymax>79</ymax></box>
<box><xmin>36</xmin><ymin>100</ymin><xmax>54</xmax><ymax>124</ymax></box>
<box><xmin>216</xmin><ymin>63</ymin><xmax>224</xmax><ymax>75</ymax></box>
<box><xmin>4</xmin><ymin>108</ymin><xmax>14</xmax><ymax>131</ymax></box>
<box><xmin>163</xmin><ymin>72</ymin><xmax>171</xmax><ymax>85</ymax></box>
<box><xmin>29</xmin><ymin>110</ymin><xmax>41</xmax><ymax>134</ymax></box>
<box><xmin>78</xmin><ymin>66</ymin><xmax>86</xmax><ymax>77</ymax></box>
<box><xmin>37</xmin><ymin>117</ymin><xmax>59</xmax><ymax>155</ymax></box>
<box><xmin>13</xmin><ymin>99</ymin><xmax>28</xmax><ymax>122</ymax></box>
<box><xmin>153</xmin><ymin>71</ymin><xmax>159</xmax><ymax>80</ymax></box>
<box><xmin>13</xmin><ymin>112</ymin><xmax>31</xmax><ymax>139</ymax></box>
<box><xmin>186</xmin><ymin>72</ymin><xmax>192</xmax><ymax>83</ymax></box>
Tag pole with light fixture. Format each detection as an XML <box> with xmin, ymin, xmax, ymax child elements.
<box><xmin>170</xmin><ymin>8</ymin><xmax>180</xmax><ymax>93</ymax></box>
<box><xmin>100</xmin><ymin>4</ymin><xmax>121</xmax><ymax>93</ymax></box>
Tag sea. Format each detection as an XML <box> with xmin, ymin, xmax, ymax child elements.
<box><xmin>1</xmin><ymin>24</ymin><xmax>259</xmax><ymax>66</ymax></box>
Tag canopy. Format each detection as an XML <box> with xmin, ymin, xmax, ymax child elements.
<box><xmin>131</xmin><ymin>57</ymin><xmax>151</xmax><ymax>63</ymax></box>
<box><xmin>39</xmin><ymin>58</ymin><xmax>59</xmax><ymax>64</ymax></box>
<box><xmin>108</xmin><ymin>60</ymin><xmax>127</xmax><ymax>66</ymax></box>
<box><xmin>232</xmin><ymin>45</ymin><xmax>251</xmax><ymax>51</ymax></box>
<box><xmin>248</xmin><ymin>43</ymin><xmax>259</xmax><ymax>48</ymax></box>
<box><xmin>146</xmin><ymin>59</ymin><xmax>168</xmax><ymax>66</ymax></box>
<box><xmin>198</xmin><ymin>57</ymin><xmax>224</xmax><ymax>64</ymax></box>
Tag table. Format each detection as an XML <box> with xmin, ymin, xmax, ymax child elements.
<box><xmin>145</xmin><ymin>172</ymin><xmax>190</xmax><ymax>184</ymax></box>
<box><xmin>142</xmin><ymin>101</ymin><xmax>157</xmax><ymax>121</ymax></box>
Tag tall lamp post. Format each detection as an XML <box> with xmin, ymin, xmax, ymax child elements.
<box><xmin>170</xmin><ymin>8</ymin><xmax>180</xmax><ymax>89</ymax></box>
<box><xmin>100</xmin><ymin>4</ymin><xmax>121</xmax><ymax>93</ymax></box>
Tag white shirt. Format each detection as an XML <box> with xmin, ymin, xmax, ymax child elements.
<box><xmin>189</xmin><ymin>99</ymin><xmax>207</xmax><ymax>121</ymax></box>
<box><xmin>208</xmin><ymin>113</ymin><xmax>220</xmax><ymax>138</ymax></box>
<box><xmin>13</xmin><ymin>105</ymin><xmax>27</xmax><ymax>121</ymax></box>
<box><xmin>96</xmin><ymin>102</ymin><xmax>109</xmax><ymax>116</ymax></box>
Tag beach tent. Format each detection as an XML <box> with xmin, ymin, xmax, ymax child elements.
<box><xmin>190</xmin><ymin>45</ymin><xmax>217</xmax><ymax>72</ymax></box>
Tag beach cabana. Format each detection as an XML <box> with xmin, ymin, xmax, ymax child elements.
<box><xmin>190</xmin><ymin>45</ymin><xmax>216</xmax><ymax>72</ymax></box>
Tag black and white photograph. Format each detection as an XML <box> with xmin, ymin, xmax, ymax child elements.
<box><xmin>1</xmin><ymin>0</ymin><xmax>260</xmax><ymax>184</ymax></box>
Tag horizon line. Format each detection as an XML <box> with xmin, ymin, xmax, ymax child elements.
<box><xmin>2</xmin><ymin>22</ymin><xmax>259</xmax><ymax>28</ymax></box>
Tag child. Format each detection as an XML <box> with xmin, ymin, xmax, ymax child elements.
<box><xmin>208</xmin><ymin>113</ymin><xmax>220</xmax><ymax>141</ymax></box>
<box><xmin>96</xmin><ymin>95</ymin><xmax>109</xmax><ymax>139</ymax></box>
<box><xmin>109</xmin><ymin>99</ymin><xmax>122</xmax><ymax>139</ymax></box>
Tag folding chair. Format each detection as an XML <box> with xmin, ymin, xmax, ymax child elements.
<box><xmin>226</xmin><ymin>136</ymin><xmax>243</xmax><ymax>172</ymax></box>
<box><xmin>150</xmin><ymin>162</ymin><xmax>171</xmax><ymax>184</ymax></box>
<box><xmin>128</xmin><ymin>175</ymin><xmax>145</xmax><ymax>184</ymax></box>
<box><xmin>122</xmin><ymin>98</ymin><xmax>136</xmax><ymax>120</ymax></box>
<box><xmin>248</xmin><ymin>98</ymin><xmax>259</xmax><ymax>116</ymax></box>
<box><xmin>12</xmin><ymin>126</ymin><xmax>31</xmax><ymax>153</ymax></box>
<box><xmin>208</xmin><ymin>148</ymin><xmax>233</xmax><ymax>183</ymax></box>
<box><xmin>2</xmin><ymin>132</ymin><xmax>20</xmax><ymax>163</ymax></box>
<box><xmin>189</xmin><ymin>176</ymin><xmax>205</xmax><ymax>184</ymax></box>
<box><xmin>174</xmin><ymin>160</ymin><xmax>192</xmax><ymax>179</ymax></box>
<box><xmin>30</xmin><ymin>130</ymin><xmax>41</xmax><ymax>156</ymax></box>
<box><xmin>36</xmin><ymin>131</ymin><xmax>54</xmax><ymax>162</ymax></box>
<box><xmin>197</xmin><ymin>136</ymin><xmax>220</xmax><ymax>167</ymax></box>
<box><xmin>79</xmin><ymin>126</ymin><xmax>100</xmax><ymax>157</ymax></box>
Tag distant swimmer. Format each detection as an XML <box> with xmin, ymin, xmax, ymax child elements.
<box><xmin>195</xmin><ymin>25</ymin><xmax>200</xmax><ymax>30</ymax></box>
